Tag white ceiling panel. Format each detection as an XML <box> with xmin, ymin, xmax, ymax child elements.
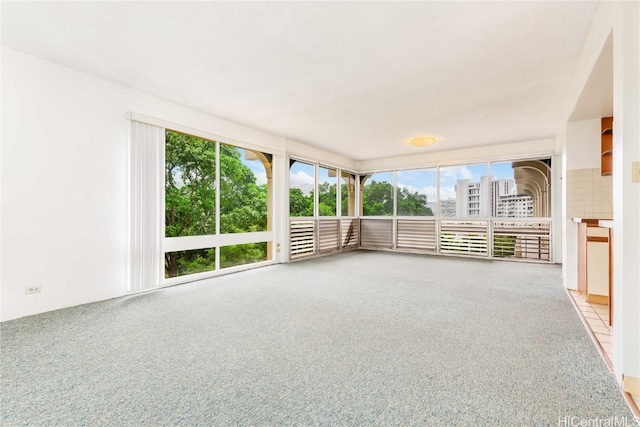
<box><xmin>1</xmin><ymin>1</ymin><xmax>598</xmax><ymax>160</ymax></box>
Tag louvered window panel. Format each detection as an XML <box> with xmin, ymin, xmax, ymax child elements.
<box><xmin>492</xmin><ymin>220</ymin><xmax>551</xmax><ymax>261</ymax></box>
<box><xmin>360</xmin><ymin>218</ymin><xmax>393</xmax><ymax>248</ymax></box>
<box><xmin>396</xmin><ymin>219</ymin><xmax>436</xmax><ymax>252</ymax></box>
<box><xmin>290</xmin><ymin>220</ymin><xmax>316</xmax><ymax>259</ymax></box>
<box><xmin>440</xmin><ymin>220</ymin><xmax>488</xmax><ymax>256</ymax></box>
<box><xmin>341</xmin><ymin>218</ymin><xmax>359</xmax><ymax>249</ymax></box>
<box><xmin>318</xmin><ymin>219</ymin><xmax>340</xmax><ymax>254</ymax></box>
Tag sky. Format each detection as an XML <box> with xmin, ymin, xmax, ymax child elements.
<box><xmin>238</xmin><ymin>148</ymin><xmax>268</xmax><ymax>185</ymax></box>
<box><xmin>287</xmin><ymin>160</ymin><xmax>518</xmax><ymax>201</ymax></box>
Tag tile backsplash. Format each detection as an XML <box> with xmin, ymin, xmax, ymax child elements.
<box><xmin>566</xmin><ymin>168</ymin><xmax>613</xmax><ymax>219</ymax></box>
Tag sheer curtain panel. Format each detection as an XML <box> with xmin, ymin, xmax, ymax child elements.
<box><xmin>129</xmin><ymin>120</ymin><xmax>164</xmax><ymax>292</ymax></box>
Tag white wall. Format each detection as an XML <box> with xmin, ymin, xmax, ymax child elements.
<box><xmin>0</xmin><ymin>47</ymin><xmax>352</xmax><ymax>321</ymax></box>
<box><xmin>565</xmin><ymin>119</ymin><xmax>601</xmax><ymax>170</ymax></box>
<box><xmin>562</xmin><ymin>119</ymin><xmax>604</xmax><ymax>289</ymax></box>
<box><xmin>561</xmin><ymin>1</ymin><xmax>640</xmax><ymax>384</ymax></box>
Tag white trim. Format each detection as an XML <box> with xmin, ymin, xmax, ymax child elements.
<box><xmin>165</xmin><ymin>231</ymin><xmax>274</xmax><ymax>252</ymax></box>
<box><xmin>126</xmin><ymin>112</ymin><xmax>284</xmax><ymax>157</ymax></box>
<box><xmin>161</xmin><ymin>259</ymin><xmax>278</xmax><ymax>288</ymax></box>
<box><xmin>215</xmin><ymin>139</ymin><xmax>221</xmax><ymax>271</ymax></box>
<box><xmin>289</xmin><ymin>154</ymin><xmax>358</xmax><ymax>175</ymax></box>
<box><xmin>358</xmin><ymin>152</ymin><xmax>555</xmax><ymax>175</ymax></box>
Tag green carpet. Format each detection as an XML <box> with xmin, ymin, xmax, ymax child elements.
<box><xmin>1</xmin><ymin>251</ymin><xmax>634</xmax><ymax>426</ymax></box>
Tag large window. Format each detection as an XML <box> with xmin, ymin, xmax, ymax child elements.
<box><xmin>490</xmin><ymin>159</ymin><xmax>550</xmax><ymax>217</ymax></box>
<box><xmin>289</xmin><ymin>160</ymin><xmax>314</xmax><ymax>217</ymax></box>
<box><xmin>396</xmin><ymin>168</ymin><xmax>436</xmax><ymax>216</ymax></box>
<box><xmin>165</xmin><ymin>131</ymin><xmax>217</xmax><ymax>277</ymax></box>
<box><xmin>220</xmin><ymin>144</ymin><xmax>271</xmax><ymax>268</ymax></box>
<box><xmin>361</xmin><ymin>172</ymin><xmax>394</xmax><ymax>216</ymax></box>
<box><xmin>220</xmin><ymin>144</ymin><xmax>269</xmax><ymax>233</ymax></box>
<box><xmin>318</xmin><ymin>166</ymin><xmax>337</xmax><ymax>216</ymax></box>
<box><xmin>341</xmin><ymin>171</ymin><xmax>356</xmax><ymax>216</ymax></box>
<box><xmin>164</xmin><ymin>130</ymin><xmax>273</xmax><ymax>279</ymax></box>
<box><xmin>439</xmin><ymin>163</ymin><xmax>489</xmax><ymax>217</ymax></box>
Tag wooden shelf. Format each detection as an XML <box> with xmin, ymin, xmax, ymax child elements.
<box><xmin>602</xmin><ymin>152</ymin><xmax>612</xmax><ymax>176</ymax></box>
<box><xmin>601</xmin><ymin>116</ymin><xmax>613</xmax><ymax>176</ymax></box>
<box><xmin>601</xmin><ymin>132</ymin><xmax>613</xmax><ymax>153</ymax></box>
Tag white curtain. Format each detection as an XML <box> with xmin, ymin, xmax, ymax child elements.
<box><xmin>129</xmin><ymin>120</ymin><xmax>165</xmax><ymax>292</ymax></box>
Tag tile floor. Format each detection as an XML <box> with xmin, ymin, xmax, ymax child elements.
<box><xmin>568</xmin><ymin>290</ymin><xmax>640</xmax><ymax>415</ymax></box>
<box><xmin>568</xmin><ymin>289</ymin><xmax>613</xmax><ymax>364</ymax></box>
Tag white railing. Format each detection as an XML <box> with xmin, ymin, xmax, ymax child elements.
<box><xmin>289</xmin><ymin>217</ymin><xmax>359</xmax><ymax>260</ymax></box>
<box><xmin>290</xmin><ymin>220</ymin><xmax>315</xmax><ymax>259</ymax></box>
<box><xmin>290</xmin><ymin>217</ymin><xmax>552</xmax><ymax>262</ymax></box>
<box><xmin>396</xmin><ymin>218</ymin><xmax>437</xmax><ymax>252</ymax></box>
<box><xmin>440</xmin><ymin>219</ymin><xmax>489</xmax><ymax>256</ymax></box>
<box><xmin>360</xmin><ymin>218</ymin><xmax>393</xmax><ymax>248</ymax></box>
<box><xmin>492</xmin><ymin>219</ymin><xmax>551</xmax><ymax>261</ymax></box>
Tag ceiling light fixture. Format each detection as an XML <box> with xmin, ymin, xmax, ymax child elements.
<box><xmin>407</xmin><ymin>136</ymin><xmax>437</xmax><ymax>147</ymax></box>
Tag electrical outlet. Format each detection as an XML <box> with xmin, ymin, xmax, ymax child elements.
<box><xmin>25</xmin><ymin>286</ymin><xmax>42</xmax><ymax>294</ymax></box>
<box><xmin>632</xmin><ymin>161</ymin><xmax>640</xmax><ymax>183</ymax></box>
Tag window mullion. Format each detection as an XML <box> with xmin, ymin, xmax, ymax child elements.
<box><xmin>215</xmin><ymin>140</ymin><xmax>221</xmax><ymax>271</ymax></box>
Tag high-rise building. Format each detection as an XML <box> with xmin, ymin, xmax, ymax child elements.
<box><xmin>455</xmin><ymin>177</ymin><xmax>532</xmax><ymax>217</ymax></box>
<box><xmin>497</xmin><ymin>194</ymin><xmax>534</xmax><ymax>217</ymax></box>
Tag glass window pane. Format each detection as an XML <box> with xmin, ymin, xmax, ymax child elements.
<box><xmin>165</xmin><ymin>248</ymin><xmax>216</xmax><ymax>278</ymax></box>
<box><xmin>361</xmin><ymin>172</ymin><xmax>394</xmax><ymax>216</ymax></box>
<box><xmin>220</xmin><ymin>144</ymin><xmax>270</xmax><ymax>233</ymax></box>
<box><xmin>165</xmin><ymin>130</ymin><xmax>216</xmax><ymax>237</ymax></box>
<box><xmin>396</xmin><ymin>169</ymin><xmax>436</xmax><ymax>216</ymax></box>
<box><xmin>439</xmin><ymin>164</ymin><xmax>489</xmax><ymax>217</ymax></box>
<box><xmin>289</xmin><ymin>160</ymin><xmax>314</xmax><ymax>217</ymax></box>
<box><xmin>341</xmin><ymin>171</ymin><xmax>356</xmax><ymax>216</ymax></box>
<box><xmin>318</xmin><ymin>166</ymin><xmax>337</xmax><ymax>216</ymax></box>
<box><xmin>492</xmin><ymin>159</ymin><xmax>551</xmax><ymax>217</ymax></box>
<box><xmin>220</xmin><ymin>242</ymin><xmax>268</xmax><ymax>269</ymax></box>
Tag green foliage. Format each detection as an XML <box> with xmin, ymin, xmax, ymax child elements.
<box><xmin>362</xmin><ymin>180</ymin><xmax>394</xmax><ymax>216</ymax></box>
<box><xmin>318</xmin><ymin>182</ymin><xmax>337</xmax><ymax>216</ymax></box>
<box><xmin>164</xmin><ymin>131</ymin><xmax>268</xmax><ymax>278</ymax></box>
<box><xmin>493</xmin><ymin>235</ymin><xmax>516</xmax><ymax>257</ymax></box>
<box><xmin>290</xmin><ymin>181</ymin><xmax>351</xmax><ymax>216</ymax></box>
<box><xmin>164</xmin><ymin>248</ymin><xmax>216</xmax><ymax>278</ymax></box>
<box><xmin>397</xmin><ymin>187</ymin><xmax>433</xmax><ymax>216</ymax></box>
<box><xmin>220</xmin><ymin>144</ymin><xmax>267</xmax><ymax>233</ymax></box>
<box><xmin>220</xmin><ymin>243</ymin><xmax>267</xmax><ymax>268</ymax></box>
<box><xmin>361</xmin><ymin>179</ymin><xmax>433</xmax><ymax>216</ymax></box>
<box><xmin>289</xmin><ymin>188</ymin><xmax>313</xmax><ymax>217</ymax></box>
<box><xmin>165</xmin><ymin>131</ymin><xmax>217</xmax><ymax>238</ymax></box>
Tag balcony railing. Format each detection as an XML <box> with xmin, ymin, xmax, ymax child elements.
<box><xmin>290</xmin><ymin>217</ymin><xmax>552</xmax><ymax>262</ymax></box>
<box><xmin>492</xmin><ymin>220</ymin><xmax>551</xmax><ymax>261</ymax></box>
<box><xmin>290</xmin><ymin>217</ymin><xmax>359</xmax><ymax>260</ymax></box>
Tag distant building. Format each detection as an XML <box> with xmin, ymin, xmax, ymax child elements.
<box><xmin>440</xmin><ymin>198</ymin><xmax>457</xmax><ymax>217</ymax></box>
<box><xmin>497</xmin><ymin>194</ymin><xmax>534</xmax><ymax>217</ymax></box>
<box><xmin>453</xmin><ymin>177</ymin><xmax>532</xmax><ymax>217</ymax></box>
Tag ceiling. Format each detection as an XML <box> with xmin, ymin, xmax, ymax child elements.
<box><xmin>1</xmin><ymin>1</ymin><xmax>599</xmax><ymax>161</ymax></box>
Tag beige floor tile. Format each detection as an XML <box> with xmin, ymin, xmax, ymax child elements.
<box><xmin>591</xmin><ymin>325</ymin><xmax>611</xmax><ymax>334</ymax></box>
<box><xmin>594</xmin><ymin>333</ymin><xmax>611</xmax><ymax>344</ymax></box>
<box><xmin>601</xmin><ymin>342</ymin><xmax>613</xmax><ymax>353</ymax></box>
<box><xmin>582</xmin><ymin>311</ymin><xmax>600</xmax><ymax>319</ymax></box>
<box><xmin>586</xmin><ymin>318</ymin><xmax>606</xmax><ymax>328</ymax></box>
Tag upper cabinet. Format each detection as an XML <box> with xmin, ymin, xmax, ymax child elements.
<box><xmin>601</xmin><ymin>116</ymin><xmax>613</xmax><ymax>176</ymax></box>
